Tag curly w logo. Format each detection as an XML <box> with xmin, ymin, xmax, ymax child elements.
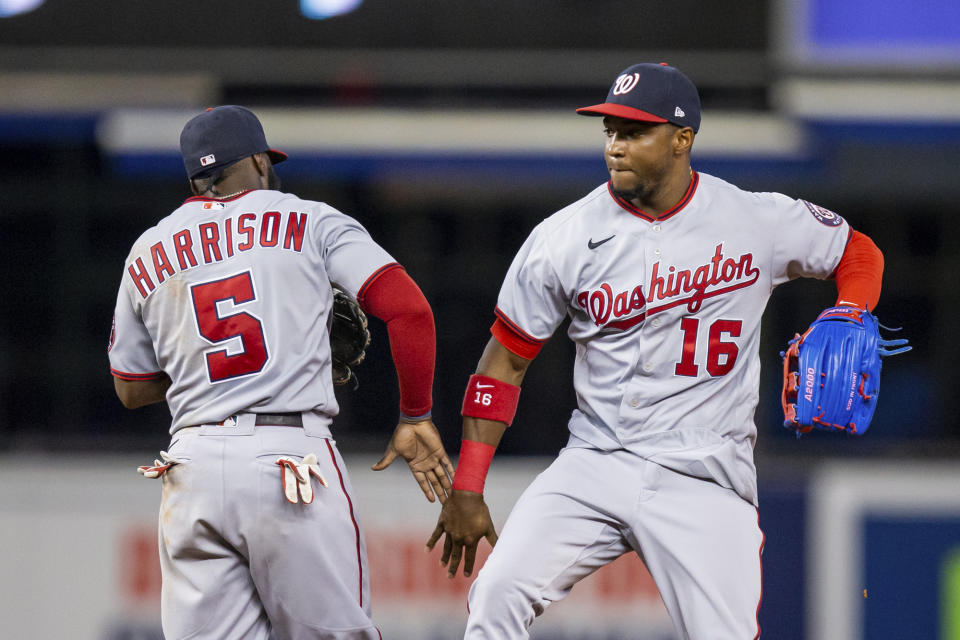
<box><xmin>613</xmin><ymin>73</ymin><xmax>640</xmax><ymax>95</ymax></box>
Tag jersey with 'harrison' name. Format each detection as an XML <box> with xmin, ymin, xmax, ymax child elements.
<box><xmin>108</xmin><ymin>189</ymin><xmax>395</xmax><ymax>432</ymax></box>
<box><xmin>495</xmin><ymin>171</ymin><xmax>850</xmax><ymax>504</ymax></box>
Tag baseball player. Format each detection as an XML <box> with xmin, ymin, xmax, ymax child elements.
<box><xmin>108</xmin><ymin>105</ymin><xmax>453</xmax><ymax>639</ymax></box>
<box><xmin>427</xmin><ymin>63</ymin><xmax>887</xmax><ymax>639</ymax></box>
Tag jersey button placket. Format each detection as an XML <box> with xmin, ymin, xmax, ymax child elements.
<box><xmin>643</xmin><ymin>225</ymin><xmax>663</xmax><ymax>377</ymax></box>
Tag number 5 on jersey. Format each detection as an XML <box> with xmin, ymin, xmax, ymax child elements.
<box><xmin>190</xmin><ymin>271</ymin><xmax>269</xmax><ymax>383</ymax></box>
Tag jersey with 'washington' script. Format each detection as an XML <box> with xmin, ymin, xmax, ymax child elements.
<box><xmin>108</xmin><ymin>189</ymin><xmax>395</xmax><ymax>432</ymax></box>
<box><xmin>495</xmin><ymin>171</ymin><xmax>850</xmax><ymax>504</ymax></box>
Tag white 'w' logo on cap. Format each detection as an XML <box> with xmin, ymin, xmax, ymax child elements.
<box><xmin>613</xmin><ymin>73</ymin><xmax>640</xmax><ymax>95</ymax></box>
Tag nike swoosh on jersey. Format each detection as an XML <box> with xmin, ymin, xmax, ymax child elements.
<box><xmin>476</xmin><ymin>383</ymin><xmax>495</xmax><ymax>389</ymax></box>
<box><xmin>588</xmin><ymin>235</ymin><xmax>616</xmax><ymax>250</ymax></box>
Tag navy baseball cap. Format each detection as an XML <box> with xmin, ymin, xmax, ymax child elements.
<box><xmin>180</xmin><ymin>105</ymin><xmax>288</xmax><ymax>179</ymax></box>
<box><xmin>577</xmin><ymin>63</ymin><xmax>701</xmax><ymax>133</ymax></box>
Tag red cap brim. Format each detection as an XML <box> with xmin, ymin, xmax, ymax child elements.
<box><xmin>267</xmin><ymin>148</ymin><xmax>288</xmax><ymax>164</ymax></box>
<box><xmin>576</xmin><ymin>103</ymin><xmax>669</xmax><ymax>123</ymax></box>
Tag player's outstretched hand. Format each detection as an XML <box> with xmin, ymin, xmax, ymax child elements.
<box><xmin>425</xmin><ymin>490</ymin><xmax>499</xmax><ymax>578</ymax></box>
<box><xmin>372</xmin><ymin>418</ymin><xmax>455</xmax><ymax>503</ymax></box>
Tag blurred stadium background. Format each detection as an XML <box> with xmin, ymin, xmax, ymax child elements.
<box><xmin>0</xmin><ymin>1</ymin><xmax>958</xmax><ymax>638</ymax></box>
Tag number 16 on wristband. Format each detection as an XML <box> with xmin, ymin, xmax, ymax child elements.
<box><xmin>460</xmin><ymin>374</ymin><xmax>521</xmax><ymax>425</ymax></box>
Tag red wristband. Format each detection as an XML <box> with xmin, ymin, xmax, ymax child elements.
<box><xmin>461</xmin><ymin>374</ymin><xmax>522</xmax><ymax>425</ymax></box>
<box><xmin>452</xmin><ymin>439</ymin><xmax>496</xmax><ymax>494</ymax></box>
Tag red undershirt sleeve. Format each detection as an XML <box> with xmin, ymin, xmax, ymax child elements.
<box><xmin>356</xmin><ymin>265</ymin><xmax>435</xmax><ymax>417</ymax></box>
<box><xmin>833</xmin><ymin>229</ymin><xmax>883</xmax><ymax>311</ymax></box>
<box><xmin>490</xmin><ymin>317</ymin><xmax>544</xmax><ymax>360</ymax></box>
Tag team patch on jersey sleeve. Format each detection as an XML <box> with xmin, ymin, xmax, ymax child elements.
<box><xmin>802</xmin><ymin>200</ymin><xmax>844</xmax><ymax>227</ymax></box>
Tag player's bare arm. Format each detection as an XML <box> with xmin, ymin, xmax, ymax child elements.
<box><xmin>426</xmin><ymin>338</ymin><xmax>531</xmax><ymax>577</ymax></box>
<box><xmin>114</xmin><ymin>374</ymin><xmax>171</xmax><ymax>409</ymax></box>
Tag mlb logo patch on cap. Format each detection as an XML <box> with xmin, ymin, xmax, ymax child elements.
<box><xmin>200</xmin><ymin>154</ymin><xmax>216</xmax><ymax>166</ymax></box>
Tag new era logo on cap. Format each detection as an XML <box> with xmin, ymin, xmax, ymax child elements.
<box><xmin>200</xmin><ymin>154</ymin><xmax>216</xmax><ymax>166</ymax></box>
<box><xmin>675</xmin><ymin>107</ymin><xmax>685</xmax><ymax>118</ymax></box>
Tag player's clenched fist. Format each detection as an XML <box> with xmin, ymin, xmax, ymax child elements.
<box><xmin>372</xmin><ymin>418</ymin><xmax>455</xmax><ymax>503</ymax></box>
<box><xmin>426</xmin><ymin>490</ymin><xmax>499</xmax><ymax>578</ymax></box>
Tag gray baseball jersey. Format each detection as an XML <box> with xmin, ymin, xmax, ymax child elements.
<box><xmin>109</xmin><ymin>189</ymin><xmax>395</xmax><ymax>432</ymax></box>
<box><xmin>494</xmin><ymin>172</ymin><xmax>849</xmax><ymax>505</ymax></box>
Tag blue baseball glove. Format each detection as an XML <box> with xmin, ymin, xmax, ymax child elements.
<box><xmin>781</xmin><ymin>306</ymin><xmax>910</xmax><ymax>436</ymax></box>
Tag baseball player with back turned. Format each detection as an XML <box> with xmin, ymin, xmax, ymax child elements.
<box><xmin>108</xmin><ymin>105</ymin><xmax>454</xmax><ymax>639</ymax></box>
<box><xmin>427</xmin><ymin>63</ymin><xmax>892</xmax><ymax>639</ymax></box>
